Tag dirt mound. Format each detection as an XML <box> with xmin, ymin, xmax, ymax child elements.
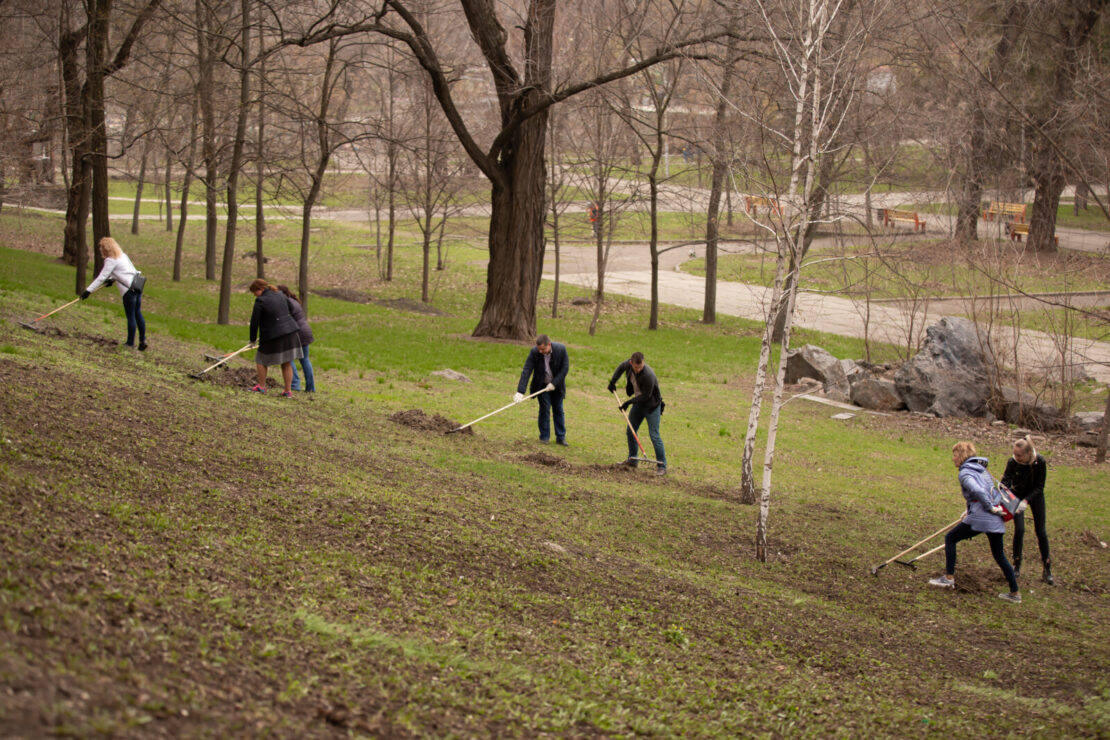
<box><xmin>314</xmin><ymin>288</ymin><xmax>372</xmax><ymax>303</ymax></box>
<box><xmin>375</xmin><ymin>298</ymin><xmax>449</xmax><ymax>316</ymax></box>
<box><xmin>34</xmin><ymin>326</ymin><xmax>125</xmax><ymax>348</ymax></box>
<box><xmin>196</xmin><ymin>366</ymin><xmax>279</xmax><ymax>389</ymax></box>
<box><xmin>521</xmin><ymin>452</ymin><xmax>570</xmax><ymax>468</ymax></box>
<box><xmin>389</xmin><ymin>409</ymin><xmax>470</xmax><ymax>434</ymax></box>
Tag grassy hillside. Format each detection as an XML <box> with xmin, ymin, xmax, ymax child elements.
<box><xmin>1</xmin><ymin>211</ymin><xmax>1108</xmax><ymax>737</ymax></box>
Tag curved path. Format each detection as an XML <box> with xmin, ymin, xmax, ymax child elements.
<box><xmin>546</xmin><ymin>242</ymin><xmax>1110</xmax><ymax>385</ymax></box>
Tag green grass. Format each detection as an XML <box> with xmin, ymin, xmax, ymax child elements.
<box><xmin>0</xmin><ymin>208</ymin><xmax>1108</xmax><ymax>736</ymax></box>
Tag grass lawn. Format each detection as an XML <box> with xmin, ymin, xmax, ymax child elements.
<box><xmin>0</xmin><ymin>210</ymin><xmax>1108</xmax><ymax>737</ymax></box>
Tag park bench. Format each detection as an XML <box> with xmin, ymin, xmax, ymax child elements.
<box><xmin>745</xmin><ymin>195</ymin><xmax>782</xmax><ymax>218</ymax></box>
<box><xmin>1007</xmin><ymin>221</ymin><xmax>1059</xmax><ymax>247</ymax></box>
<box><xmin>881</xmin><ymin>208</ymin><xmax>926</xmax><ymax>233</ymax></box>
<box><xmin>982</xmin><ymin>201</ymin><xmax>1026</xmax><ymax>222</ymax></box>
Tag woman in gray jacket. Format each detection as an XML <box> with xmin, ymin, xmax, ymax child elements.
<box><xmin>928</xmin><ymin>441</ymin><xmax>1021</xmax><ymax>603</ymax></box>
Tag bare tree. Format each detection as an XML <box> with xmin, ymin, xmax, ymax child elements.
<box><xmin>273</xmin><ymin>0</ymin><xmax>731</xmax><ymax>340</ymax></box>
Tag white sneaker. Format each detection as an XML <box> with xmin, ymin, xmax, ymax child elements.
<box><xmin>928</xmin><ymin>575</ymin><xmax>955</xmax><ymax>589</ymax></box>
<box><xmin>998</xmin><ymin>592</ymin><xmax>1022</xmax><ymax>604</ymax></box>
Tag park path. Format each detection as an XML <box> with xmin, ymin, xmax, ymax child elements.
<box><xmin>547</xmin><ymin>243</ymin><xmax>1110</xmax><ymax>385</ymax></box>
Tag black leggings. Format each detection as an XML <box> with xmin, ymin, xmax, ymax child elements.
<box><xmin>945</xmin><ymin>522</ymin><xmax>1019</xmax><ymax>592</ymax></box>
<box><xmin>1013</xmin><ymin>494</ymin><xmax>1050</xmax><ymax>564</ymax></box>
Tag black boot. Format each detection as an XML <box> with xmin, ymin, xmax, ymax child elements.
<box><xmin>1042</xmin><ymin>560</ymin><xmax>1054</xmax><ymax>586</ymax></box>
<box><xmin>1012</xmin><ymin>556</ymin><xmax>1022</xmax><ymax>579</ymax></box>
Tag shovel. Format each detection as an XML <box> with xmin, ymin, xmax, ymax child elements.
<box><xmin>190</xmin><ymin>342</ymin><xmax>255</xmax><ymax>379</ymax></box>
<box><xmin>612</xmin><ymin>390</ymin><xmax>663</xmax><ymax>466</ymax></box>
<box><xmin>20</xmin><ymin>297</ymin><xmax>81</xmax><ymax>331</ymax></box>
<box><xmin>870</xmin><ymin>515</ymin><xmax>962</xmax><ymax>576</ymax></box>
<box><xmin>446</xmin><ymin>387</ymin><xmax>548</xmax><ymax>434</ymax></box>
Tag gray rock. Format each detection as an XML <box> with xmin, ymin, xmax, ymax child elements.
<box><xmin>998</xmin><ymin>387</ymin><xmax>1063</xmax><ymax>430</ymax></box>
<box><xmin>894</xmin><ymin>317</ymin><xmax>994</xmax><ymax>417</ymax></box>
<box><xmin>1071</xmin><ymin>411</ymin><xmax>1105</xmax><ymax>432</ymax></box>
<box><xmin>851</xmin><ymin>378</ymin><xmax>906</xmax><ymax>411</ymax></box>
<box><xmin>430</xmin><ymin>369</ymin><xmax>472</xmax><ymax>383</ymax></box>
<box><xmin>785</xmin><ymin>345</ymin><xmax>850</xmax><ymax>399</ymax></box>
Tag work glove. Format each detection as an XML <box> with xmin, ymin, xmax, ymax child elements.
<box><xmin>80</xmin><ymin>290</ymin><xmax>90</xmax><ymax>300</ymax></box>
<box><xmin>607</xmin><ymin>382</ymin><xmax>617</xmax><ymax>393</ymax></box>
<box><xmin>513</xmin><ymin>392</ymin><xmax>524</xmax><ymax>403</ymax></box>
<box><xmin>990</xmin><ymin>506</ymin><xmax>1005</xmax><ymax>516</ymax></box>
<box><xmin>1015</xmin><ymin>499</ymin><xmax>1028</xmax><ymax>515</ymax></box>
<box><xmin>104</xmin><ymin>278</ymin><xmax>115</xmax><ymax>286</ymax></box>
<box><xmin>545</xmin><ymin>382</ymin><xmax>555</xmax><ymax>392</ymax></box>
<box><xmin>620</xmin><ymin>400</ymin><xmax>632</xmax><ymax>411</ymax></box>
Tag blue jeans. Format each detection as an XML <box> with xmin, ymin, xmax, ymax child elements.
<box><xmin>537</xmin><ymin>391</ymin><xmax>565</xmax><ymax>442</ymax></box>
<box><xmin>626</xmin><ymin>403</ymin><xmax>666</xmax><ymax>468</ymax></box>
<box><xmin>290</xmin><ymin>343</ymin><xmax>315</xmax><ymax>391</ymax></box>
<box><xmin>945</xmin><ymin>522</ymin><xmax>1018</xmax><ymax>592</ymax></box>
<box><xmin>122</xmin><ymin>289</ymin><xmax>145</xmax><ymax>346</ymax></box>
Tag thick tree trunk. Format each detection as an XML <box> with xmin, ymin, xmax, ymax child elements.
<box><xmin>196</xmin><ymin>0</ymin><xmax>218</xmax><ymax>281</ymax></box>
<box><xmin>1027</xmin><ymin>143</ymin><xmax>1065</xmax><ymax>253</ymax></box>
<box><xmin>472</xmin><ymin>112</ymin><xmax>549</xmax><ymax>340</ymax></box>
<box><xmin>87</xmin><ymin>0</ymin><xmax>110</xmax><ymax>276</ymax></box>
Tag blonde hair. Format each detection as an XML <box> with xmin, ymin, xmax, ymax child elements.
<box><xmin>1013</xmin><ymin>435</ymin><xmax>1037</xmax><ymax>462</ymax></box>
<box><xmin>98</xmin><ymin>237</ymin><xmax>122</xmax><ymax>259</ymax></box>
<box><xmin>952</xmin><ymin>441</ymin><xmax>977</xmax><ymax>467</ymax></box>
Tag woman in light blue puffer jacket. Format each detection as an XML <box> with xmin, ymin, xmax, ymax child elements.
<box><xmin>928</xmin><ymin>441</ymin><xmax>1021</xmax><ymax>603</ymax></box>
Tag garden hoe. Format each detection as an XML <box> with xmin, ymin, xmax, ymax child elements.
<box><xmin>20</xmin><ymin>297</ymin><xmax>81</xmax><ymax>331</ymax></box>
<box><xmin>446</xmin><ymin>388</ymin><xmax>547</xmax><ymax>434</ymax></box>
<box><xmin>896</xmin><ymin>542</ymin><xmax>945</xmax><ymax>571</ymax></box>
<box><xmin>611</xmin><ymin>390</ymin><xmax>663</xmax><ymax>467</ymax></box>
<box><xmin>190</xmin><ymin>342</ymin><xmax>255</xmax><ymax>379</ymax></box>
<box><xmin>870</xmin><ymin>515</ymin><xmax>962</xmax><ymax>576</ymax></box>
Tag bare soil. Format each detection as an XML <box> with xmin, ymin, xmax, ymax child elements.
<box><xmin>389</xmin><ymin>408</ymin><xmax>472</xmax><ymax>434</ymax></box>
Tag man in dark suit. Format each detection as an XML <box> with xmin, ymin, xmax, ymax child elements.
<box><xmin>515</xmin><ymin>334</ymin><xmax>569</xmax><ymax>445</ymax></box>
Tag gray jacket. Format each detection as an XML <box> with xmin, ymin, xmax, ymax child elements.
<box><xmin>958</xmin><ymin>456</ymin><xmax>1005</xmax><ymax>534</ymax></box>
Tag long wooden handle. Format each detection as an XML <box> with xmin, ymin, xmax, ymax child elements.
<box><xmin>612</xmin><ymin>389</ymin><xmax>647</xmax><ymax>457</ymax></box>
<box><xmin>32</xmin><ymin>297</ymin><xmax>81</xmax><ymax>323</ymax></box>
<box><xmin>197</xmin><ymin>342</ymin><xmax>255</xmax><ymax>375</ymax></box>
<box><xmin>447</xmin><ymin>387</ymin><xmax>547</xmax><ymax>433</ymax></box>
<box><xmin>877</xmin><ymin>516</ymin><xmax>962</xmax><ymax>569</ymax></box>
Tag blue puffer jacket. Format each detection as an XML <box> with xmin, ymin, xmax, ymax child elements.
<box><xmin>959</xmin><ymin>456</ymin><xmax>1004</xmax><ymax>533</ymax></box>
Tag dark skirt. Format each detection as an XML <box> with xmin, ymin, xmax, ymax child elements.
<box><xmin>255</xmin><ymin>331</ymin><xmax>304</xmax><ymax>366</ymax></box>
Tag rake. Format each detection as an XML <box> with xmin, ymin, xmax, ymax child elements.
<box><xmin>445</xmin><ymin>387</ymin><xmax>547</xmax><ymax>434</ymax></box>
<box><xmin>190</xmin><ymin>342</ymin><xmax>255</xmax><ymax>379</ymax></box>
<box><xmin>870</xmin><ymin>515</ymin><xmax>962</xmax><ymax>576</ymax></box>
<box><xmin>611</xmin><ymin>389</ymin><xmax>664</xmax><ymax>466</ymax></box>
<box><xmin>20</xmin><ymin>297</ymin><xmax>81</xmax><ymax>331</ymax></box>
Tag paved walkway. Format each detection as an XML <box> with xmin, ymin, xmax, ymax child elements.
<box><xmin>547</xmin><ymin>244</ymin><xmax>1110</xmax><ymax>385</ymax></box>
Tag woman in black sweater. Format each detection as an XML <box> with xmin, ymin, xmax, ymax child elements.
<box><xmin>248</xmin><ymin>279</ymin><xmax>303</xmax><ymax>397</ymax></box>
<box><xmin>1000</xmin><ymin>435</ymin><xmax>1053</xmax><ymax>585</ymax></box>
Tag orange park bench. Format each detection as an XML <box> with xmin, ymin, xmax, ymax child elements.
<box><xmin>745</xmin><ymin>195</ymin><xmax>782</xmax><ymax>218</ymax></box>
<box><xmin>982</xmin><ymin>201</ymin><xmax>1026</xmax><ymax>222</ymax></box>
<box><xmin>1007</xmin><ymin>221</ymin><xmax>1058</xmax><ymax>247</ymax></box>
<box><xmin>882</xmin><ymin>208</ymin><xmax>926</xmax><ymax>233</ymax></box>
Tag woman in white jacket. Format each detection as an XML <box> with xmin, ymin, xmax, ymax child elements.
<box><xmin>81</xmin><ymin>237</ymin><xmax>147</xmax><ymax>350</ymax></box>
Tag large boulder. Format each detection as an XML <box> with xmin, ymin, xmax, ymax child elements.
<box><xmin>998</xmin><ymin>386</ymin><xmax>1063</xmax><ymax>430</ymax></box>
<box><xmin>894</xmin><ymin>317</ymin><xmax>995</xmax><ymax>418</ymax></box>
<box><xmin>785</xmin><ymin>345</ymin><xmax>850</xmax><ymax>401</ymax></box>
<box><xmin>851</xmin><ymin>378</ymin><xmax>906</xmax><ymax>411</ymax></box>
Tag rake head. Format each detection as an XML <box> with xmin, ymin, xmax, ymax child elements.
<box><xmin>19</xmin><ymin>321</ymin><xmax>41</xmax><ymax>332</ymax></box>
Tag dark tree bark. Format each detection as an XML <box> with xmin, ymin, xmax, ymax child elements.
<box><xmin>1024</xmin><ymin>1</ymin><xmax>1105</xmax><ymax>253</ymax></box>
<box><xmin>703</xmin><ymin>34</ymin><xmax>739</xmax><ymax>325</ymax></box>
<box><xmin>298</xmin><ymin>40</ymin><xmax>339</xmax><ymax>314</ymax></box>
<box><xmin>218</xmin><ymin>0</ymin><xmax>252</xmax><ymax>325</ymax></box>
<box><xmin>196</xmin><ymin>0</ymin><xmax>218</xmax><ymax>280</ymax></box>
<box><xmin>131</xmin><ymin>138</ymin><xmax>149</xmax><ymax>234</ymax></box>
<box><xmin>174</xmin><ymin>97</ymin><xmax>199</xmax><ymax>282</ymax></box>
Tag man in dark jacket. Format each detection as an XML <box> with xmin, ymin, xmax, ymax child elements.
<box><xmin>515</xmin><ymin>334</ymin><xmax>569</xmax><ymax>445</ymax></box>
<box><xmin>608</xmin><ymin>351</ymin><xmax>667</xmax><ymax>475</ymax></box>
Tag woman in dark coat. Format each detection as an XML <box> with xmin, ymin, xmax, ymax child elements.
<box><xmin>248</xmin><ymin>279</ymin><xmax>302</xmax><ymax>397</ymax></box>
<box><xmin>277</xmin><ymin>285</ymin><xmax>315</xmax><ymax>392</ymax></box>
<box><xmin>1000</xmin><ymin>435</ymin><xmax>1053</xmax><ymax>584</ymax></box>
